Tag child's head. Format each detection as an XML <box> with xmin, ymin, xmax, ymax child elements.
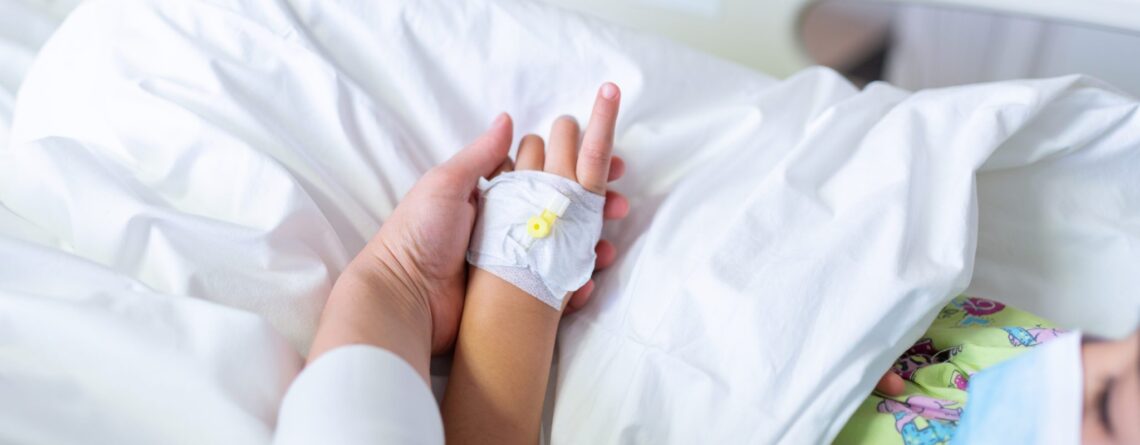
<box><xmin>951</xmin><ymin>329</ymin><xmax>1138</xmax><ymax>443</ymax></box>
<box><xmin>1081</xmin><ymin>331</ymin><xmax>1140</xmax><ymax>444</ymax></box>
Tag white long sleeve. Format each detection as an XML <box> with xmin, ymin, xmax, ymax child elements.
<box><xmin>274</xmin><ymin>345</ymin><xmax>444</xmax><ymax>445</ymax></box>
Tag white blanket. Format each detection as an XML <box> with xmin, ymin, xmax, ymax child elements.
<box><xmin>0</xmin><ymin>0</ymin><xmax>76</xmax><ymax>149</ymax></box>
<box><xmin>1</xmin><ymin>0</ymin><xmax>1138</xmax><ymax>443</ymax></box>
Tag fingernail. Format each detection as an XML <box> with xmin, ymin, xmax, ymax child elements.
<box><xmin>600</xmin><ymin>82</ymin><xmax>619</xmax><ymax>100</ymax></box>
<box><xmin>492</xmin><ymin>112</ymin><xmax>508</xmax><ymax>127</ymax></box>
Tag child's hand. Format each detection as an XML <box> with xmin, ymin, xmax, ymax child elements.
<box><xmin>875</xmin><ymin>369</ymin><xmax>906</xmax><ymax>396</ymax></box>
<box><xmin>443</xmin><ymin>84</ymin><xmax>628</xmax><ymax>442</ymax></box>
<box><xmin>490</xmin><ymin>82</ymin><xmax>629</xmax><ymax>312</ymax></box>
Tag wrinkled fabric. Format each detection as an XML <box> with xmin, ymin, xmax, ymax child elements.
<box><xmin>1</xmin><ymin>0</ymin><xmax>1138</xmax><ymax>444</ymax></box>
<box><xmin>468</xmin><ymin>171</ymin><xmax>605</xmax><ymax>309</ymax></box>
<box><xmin>0</xmin><ymin>0</ymin><xmax>76</xmax><ymax>148</ymax></box>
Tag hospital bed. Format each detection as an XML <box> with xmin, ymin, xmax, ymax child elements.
<box><xmin>1</xmin><ymin>0</ymin><xmax>1138</xmax><ymax>444</ymax></box>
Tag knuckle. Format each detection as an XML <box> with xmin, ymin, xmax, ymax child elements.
<box><xmin>579</xmin><ymin>143</ymin><xmax>610</xmax><ymax>167</ymax></box>
<box><xmin>424</xmin><ymin>165</ymin><xmax>462</xmax><ymax>186</ymax></box>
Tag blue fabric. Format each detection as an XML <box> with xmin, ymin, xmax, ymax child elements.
<box><xmin>950</xmin><ymin>333</ymin><xmax>1082</xmax><ymax>445</ymax></box>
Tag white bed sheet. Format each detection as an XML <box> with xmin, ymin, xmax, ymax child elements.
<box><xmin>1</xmin><ymin>0</ymin><xmax>1138</xmax><ymax>443</ymax></box>
<box><xmin>0</xmin><ymin>0</ymin><xmax>73</xmax><ymax>149</ymax></box>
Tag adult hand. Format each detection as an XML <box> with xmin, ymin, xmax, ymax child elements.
<box><xmin>307</xmin><ymin>115</ymin><xmax>515</xmax><ymax>378</ymax></box>
<box><xmin>310</xmin><ymin>105</ymin><xmax>626</xmax><ymax>379</ymax></box>
<box><xmin>348</xmin><ymin>113</ymin><xmax>517</xmax><ymax>355</ymax></box>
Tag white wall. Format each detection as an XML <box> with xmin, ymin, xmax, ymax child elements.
<box><xmin>886</xmin><ymin>4</ymin><xmax>1140</xmax><ymax>97</ymax></box>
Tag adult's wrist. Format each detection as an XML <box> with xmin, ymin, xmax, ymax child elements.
<box><xmin>307</xmin><ymin>253</ymin><xmax>435</xmax><ymax>381</ymax></box>
<box><xmin>342</xmin><ymin>253</ymin><xmax>434</xmax><ymax>331</ymax></box>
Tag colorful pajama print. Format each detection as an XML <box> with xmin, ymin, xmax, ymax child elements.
<box><xmin>834</xmin><ymin>296</ymin><xmax>1064</xmax><ymax>445</ymax></box>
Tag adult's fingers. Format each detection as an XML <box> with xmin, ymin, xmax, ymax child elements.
<box><xmin>874</xmin><ymin>371</ymin><xmax>906</xmax><ymax>397</ymax></box>
<box><xmin>546</xmin><ymin>115</ymin><xmax>579</xmax><ymax>179</ymax></box>
<box><xmin>565</xmin><ymin>280</ymin><xmax>595</xmax><ymax>314</ymax></box>
<box><xmin>577</xmin><ymin>83</ymin><xmax>621</xmax><ymax>194</ymax></box>
<box><xmin>566</xmin><ymin>239</ymin><xmax>620</xmax><ymax>315</ymax></box>
<box><xmin>603</xmin><ymin>191</ymin><xmax>629</xmax><ymax>220</ymax></box>
<box><xmin>594</xmin><ymin>240</ymin><xmax>617</xmax><ymax>270</ymax></box>
<box><xmin>516</xmin><ymin>134</ymin><xmax>545</xmax><ymax>170</ymax></box>
<box><xmin>608</xmin><ymin>155</ymin><xmax>626</xmax><ymax>182</ymax></box>
<box><xmin>442</xmin><ymin>113</ymin><xmax>513</xmax><ymax>187</ymax></box>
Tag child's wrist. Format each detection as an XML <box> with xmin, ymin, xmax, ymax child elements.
<box><xmin>469</xmin><ymin>266</ymin><xmax>567</xmax><ymax>315</ymax></box>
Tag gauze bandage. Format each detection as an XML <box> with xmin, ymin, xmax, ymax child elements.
<box><xmin>466</xmin><ymin>171</ymin><xmax>605</xmax><ymax>309</ymax></box>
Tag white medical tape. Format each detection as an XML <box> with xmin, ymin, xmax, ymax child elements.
<box><xmin>466</xmin><ymin>171</ymin><xmax>605</xmax><ymax>309</ymax></box>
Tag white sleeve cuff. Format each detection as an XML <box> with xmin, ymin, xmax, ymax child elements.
<box><xmin>274</xmin><ymin>345</ymin><xmax>444</xmax><ymax>445</ymax></box>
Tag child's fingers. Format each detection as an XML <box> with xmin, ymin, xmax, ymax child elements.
<box><xmin>516</xmin><ymin>134</ymin><xmax>545</xmax><ymax>170</ymax></box>
<box><xmin>562</xmin><ymin>85</ymin><xmax>623</xmax><ymax>315</ymax></box>
<box><xmin>608</xmin><ymin>155</ymin><xmax>626</xmax><ymax>182</ymax></box>
<box><xmin>874</xmin><ymin>371</ymin><xmax>906</xmax><ymax>397</ymax></box>
<box><xmin>489</xmin><ymin>158</ymin><xmax>514</xmax><ymax>178</ymax></box>
<box><xmin>603</xmin><ymin>191</ymin><xmax>629</xmax><ymax>220</ymax></box>
<box><xmin>577</xmin><ymin>83</ymin><xmax>621</xmax><ymax>194</ymax></box>
<box><xmin>546</xmin><ymin>116</ymin><xmax>579</xmax><ymax>179</ymax></box>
